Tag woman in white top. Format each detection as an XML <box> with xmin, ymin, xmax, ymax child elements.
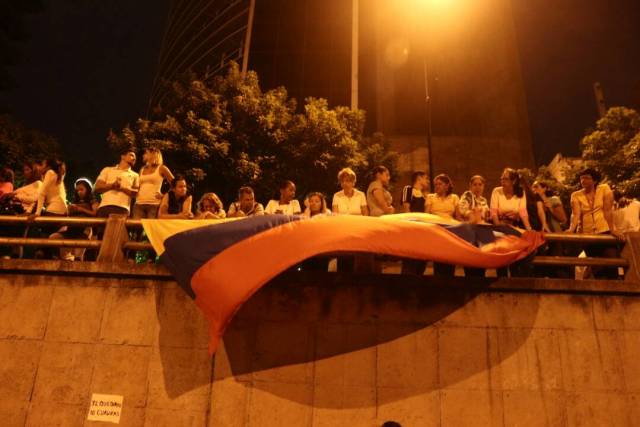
<box><xmin>133</xmin><ymin>148</ymin><xmax>174</xmax><ymax>219</ymax></box>
<box><xmin>10</xmin><ymin>162</ymin><xmax>42</xmax><ymax>214</ymax></box>
<box><xmin>490</xmin><ymin>168</ymin><xmax>532</xmax><ymax>230</ymax></box>
<box><xmin>34</xmin><ymin>159</ymin><xmax>67</xmax><ymax>216</ymax></box>
<box><xmin>265</xmin><ymin>180</ymin><xmax>302</xmax><ymax>215</ymax></box>
<box><xmin>490</xmin><ymin>168</ymin><xmax>533</xmax><ymax>278</ymax></box>
<box><xmin>304</xmin><ymin>192</ymin><xmax>331</xmax><ymax>218</ymax></box>
<box><xmin>332</xmin><ymin>168</ymin><xmax>368</xmax><ymax>216</ymax></box>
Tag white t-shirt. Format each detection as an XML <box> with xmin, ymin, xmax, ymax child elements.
<box><xmin>332</xmin><ymin>189</ymin><xmax>367</xmax><ymax>215</ymax></box>
<box><xmin>137</xmin><ymin>165</ymin><xmax>163</xmax><ymax>205</ymax></box>
<box><xmin>37</xmin><ymin>170</ymin><xmax>67</xmax><ymax>214</ymax></box>
<box><xmin>97</xmin><ymin>166</ymin><xmax>140</xmax><ymax>211</ymax></box>
<box><xmin>264</xmin><ymin>199</ymin><xmax>302</xmax><ymax>215</ymax></box>
<box><xmin>614</xmin><ymin>200</ymin><xmax>640</xmax><ymax>234</ymax></box>
<box><xmin>490</xmin><ymin>187</ymin><xmax>528</xmax><ymax>222</ymax></box>
<box><xmin>14</xmin><ymin>180</ymin><xmax>42</xmax><ymax>213</ymax></box>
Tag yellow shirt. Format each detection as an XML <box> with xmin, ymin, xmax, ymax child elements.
<box><xmin>570</xmin><ymin>184</ymin><xmax>612</xmax><ymax>234</ymax></box>
<box><xmin>426</xmin><ymin>193</ymin><xmax>459</xmax><ymax>219</ymax></box>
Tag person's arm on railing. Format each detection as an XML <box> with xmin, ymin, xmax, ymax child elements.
<box><xmin>549</xmin><ymin>198</ymin><xmax>568</xmax><ymax>226</ymax></box>
<box><xmin>158</xmin><ymin>194</ymin><xmax>194</xmax><ymax>219</ymax></box>
<box><xmin>603</xmin><ymin>186</ymin><xmax>624</xmax><ymax>240</ymax></box>
<box><xmin>490</xmin><ymin>188</ymin><xmax>502</xmax><ymax>225</ymax></box>
<box><xmin>34</xmin><ymin>170</ymin><xmax>55</xmax><ymax>216</ymax></box>
<box><xmin>566</xmin><ymin>194</ymin><xmax>581</xmax><ymax>233</ymax></box>
<box><xmin>537</xmin><ymin>200</ymin><xmax>550</xmax><ymax>232</ymax></box>
<box><xmin>69</xmin><ymin>201</ymin><xmax>99</xmax><ymax>217</ymax></box>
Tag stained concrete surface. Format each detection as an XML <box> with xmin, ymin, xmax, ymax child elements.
<box><xmin>0</xmin><ymin>260</ymin><xmax>639</xmax><ymax>426</ymax></box>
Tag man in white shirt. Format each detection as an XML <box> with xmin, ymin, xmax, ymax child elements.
<box><xmin>95</xmin><ymin>149</ymin><xmax>140</xmax><ymax>217</ymax></box>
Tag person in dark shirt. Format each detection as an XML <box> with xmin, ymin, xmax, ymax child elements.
<box><xmin>158</xmin><ymin>175</ymin><xmax>193</xmax><ymax>219</ymax></box>
<box><xmin>401</xmin><ymin>171</ymin><xmax>429</xmax><ymax>275</ymax></box>
<box><xmin>401</xmin><ymin>171</ymin><xmax>428</xmax><ymax>213</ymax></box>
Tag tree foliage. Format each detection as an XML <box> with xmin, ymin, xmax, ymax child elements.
<box><xmin>0</xmin><ymin>114</ymin><xmax>60</xmax><ymax>174</ymax></box>
<box><xmin>578</xmin><ymin>106</ymin><xmax>640</xmax><ymax>197</ymax></box>
<box><xmin>109</xmin><ymin>62</ymin><xmax>397</xmax><ymax>204</ymax></box>
<box><xmin>533</xmin><ymin>107</ymin><xmax>640</xmax><ymax>201</ymax></box>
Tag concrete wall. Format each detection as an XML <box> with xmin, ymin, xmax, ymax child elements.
<box><xmin>1</xmin><ymin>260</ymin><xmax>639</xmax><ymax>426</ymax></box>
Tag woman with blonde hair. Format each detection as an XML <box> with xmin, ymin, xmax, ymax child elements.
<box><xmin>332</xmin><ymin>168</ymin><xmax>368</xmax><ymax>216</ymax></box>
<box><xmin>133</xmin><ymin>147</ymin><xmax>174</xmax><ymax>219</ymax></box>
<box><xmin>196</xmin><ymin>192</ymin><xmax>226</xmax><ymax>219</ymax></box>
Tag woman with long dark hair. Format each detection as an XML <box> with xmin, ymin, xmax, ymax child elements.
<box><xmin>532</xmin><ymin>181</ymin><xmax>567</xmax><ymax>232</ymax></box>
<box><xmin>490</xmin><ymin>168</ymin><xmax>533</xmax><ymax>277</ymax></box>
<box><xmin>50</xmin><ymin>179</ymin><xmax>99</xmax><ymax>261</ymax></box>
<box><xmin>426</xmin><ymin>174</ymin><xmax>459</xmax><ymax>220</ymax></box>
<box><xmin>366</xmin><ymin>166</ymin><xmax>394</xmax><ymax>217</ymax></box>
<box><xmin>158</xmin><ymin>175</ymin><xmax>193</xmax><ymax>219</ymax></box>
<box><xmin>490</xmin><ymin>168</ymin><xmax>531</xmax><ymax>230</ymax></box>
<box><xmin>34</xmin><ymin>159</ymin><xmax>67</xmax><ymax>217</ymax></box>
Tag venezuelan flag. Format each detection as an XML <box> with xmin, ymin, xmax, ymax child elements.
<box><xmin>143</xmin><ymin>214</ymin><xmax>544</xmax><ymax>353</ymax></box>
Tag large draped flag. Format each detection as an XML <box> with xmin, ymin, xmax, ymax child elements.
<box><xmin>142</xmin><ymin>214</ymin><xmax>544</xmax><ymax>353</ymax></box>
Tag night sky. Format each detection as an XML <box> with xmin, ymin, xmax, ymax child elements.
<box><xmin>1</xmin><ymin>0</ymin><xmax>639</xmax><ymax>178</ymax></box>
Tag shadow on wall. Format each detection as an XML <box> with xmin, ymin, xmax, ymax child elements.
<box><xmin>154</xmin><ymin>272</ymin><xmax>540</xmax><ymax>408</ymax></box>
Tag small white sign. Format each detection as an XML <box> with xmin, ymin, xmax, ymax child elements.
<box><xmin>87</xmin><ymin>393</ymin><xmax>123</xmax><ymax>424</ymax></box>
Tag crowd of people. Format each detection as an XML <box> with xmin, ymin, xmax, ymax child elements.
<box><xmin>0</xmin><ymin>147</ymin><xmax>638</xmax><ymax>278</ymax></box>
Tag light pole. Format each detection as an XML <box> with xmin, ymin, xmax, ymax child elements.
<box><xmin>415</xmin><ymin>0</ymin><xmax>454</xmax><ymax>187</ymax></box>
<box><xmin>423</xmin><ymin>54</ymin><xmax>434</xmax><ymax>187</ymax></box>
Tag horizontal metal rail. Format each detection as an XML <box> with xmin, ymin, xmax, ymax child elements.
<box><xmin>544</xmin><ymin>233</ymin><xmax>620</xmax><ymax>244</ymax></box>
<box><xmin>532</xmin><ymin>256</ymin><xmax>628</xmax><ymax>267</ymax></box>
<box><xmin>0</xmin><ymin>215</ymin><xmax>634</xmax><ymax>275</ymax></box>
<box><xmin>0</xmin><ymin>215</ymin><xmax>106</xmax><ymax>226</ymax></box>
<box><xmin>0</xmin><ymin>237</ymin><xmax>102</xmax><ymax>248</ymax></box>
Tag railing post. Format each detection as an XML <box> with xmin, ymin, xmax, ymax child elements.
<box><xmin>622</xmin><ymin>232</ymin><xmax>640</xmax><ymax>282</ymax></box>
<box><xmin>96</xmin><ymin>214</ymin><xmax>129</xmax><ymax>262</ymax></box>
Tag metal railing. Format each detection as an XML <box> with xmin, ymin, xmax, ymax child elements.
<box><xmin>0</xmin><ymin>215</ymin><xmax>638</xmax><ymax>281</ymax></box>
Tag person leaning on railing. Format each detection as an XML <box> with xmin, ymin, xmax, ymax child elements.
<box><xmin>332</xmin><ymin>168</ymin><xmax>368</xmax><ymax>272</ymax></box>
<box><xmin>195</xmin><ymin>192</ymin><xmax>225</xmax><ymax>219</ymax></box>
<box><xmin>426</xmin><ymin>173</ymin><xmax>460</xmax><ymax>277</ymax></box>
<box><xmin>227</xmin><ymin>186</ymin><xmax>264</xmax><ymax>218</ymax></box>
<box><xmin>400</xmin><ymin>171</ymin><xmax>429</xmax><ymax>276</ymax></box>
<box><xmin>49</xmin><ymin>179</ymin><xmax>99</xmax><ymax>261</ymax></box>
<box><xmin>158</xmin><ymin>175</ymin><xmax>193</xmax><ymax>219</ymax></box>
<box><xmin>10</xmin><ymin>163</ymin><xmax>42</xmax><ymax>215</ymax></box>
<box><xmin>264</xmin><ymin>180</ymin><xmax>301</xmax><ymax>215</ymax></box>
<box><xmin>332</xmin><ymin>167</ymin><xmax>368</xmax><ymax>216</ymax></box>
<box><xmin>459</xmin><ymin>175</ymin><xmax>490</xmax><ymax>278</ymax></box>
<box><xmin>613</xmin><ymin>190</ymin><xmax>640</xmax><ymax>235</ymax></box>
<box><xmin>532</xmin><ymin>180</ymin><xmax>570</xmax><ymax>278</ymax></box>
<box><xmin>491</xmin><ymin>168</ymin><xmax>533</xmax><ymax>277</ymax></box>
<box><xmin>566</xmin><ymin>167</ymin><xmax>623</xmax><ymax>279</ymax></box>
